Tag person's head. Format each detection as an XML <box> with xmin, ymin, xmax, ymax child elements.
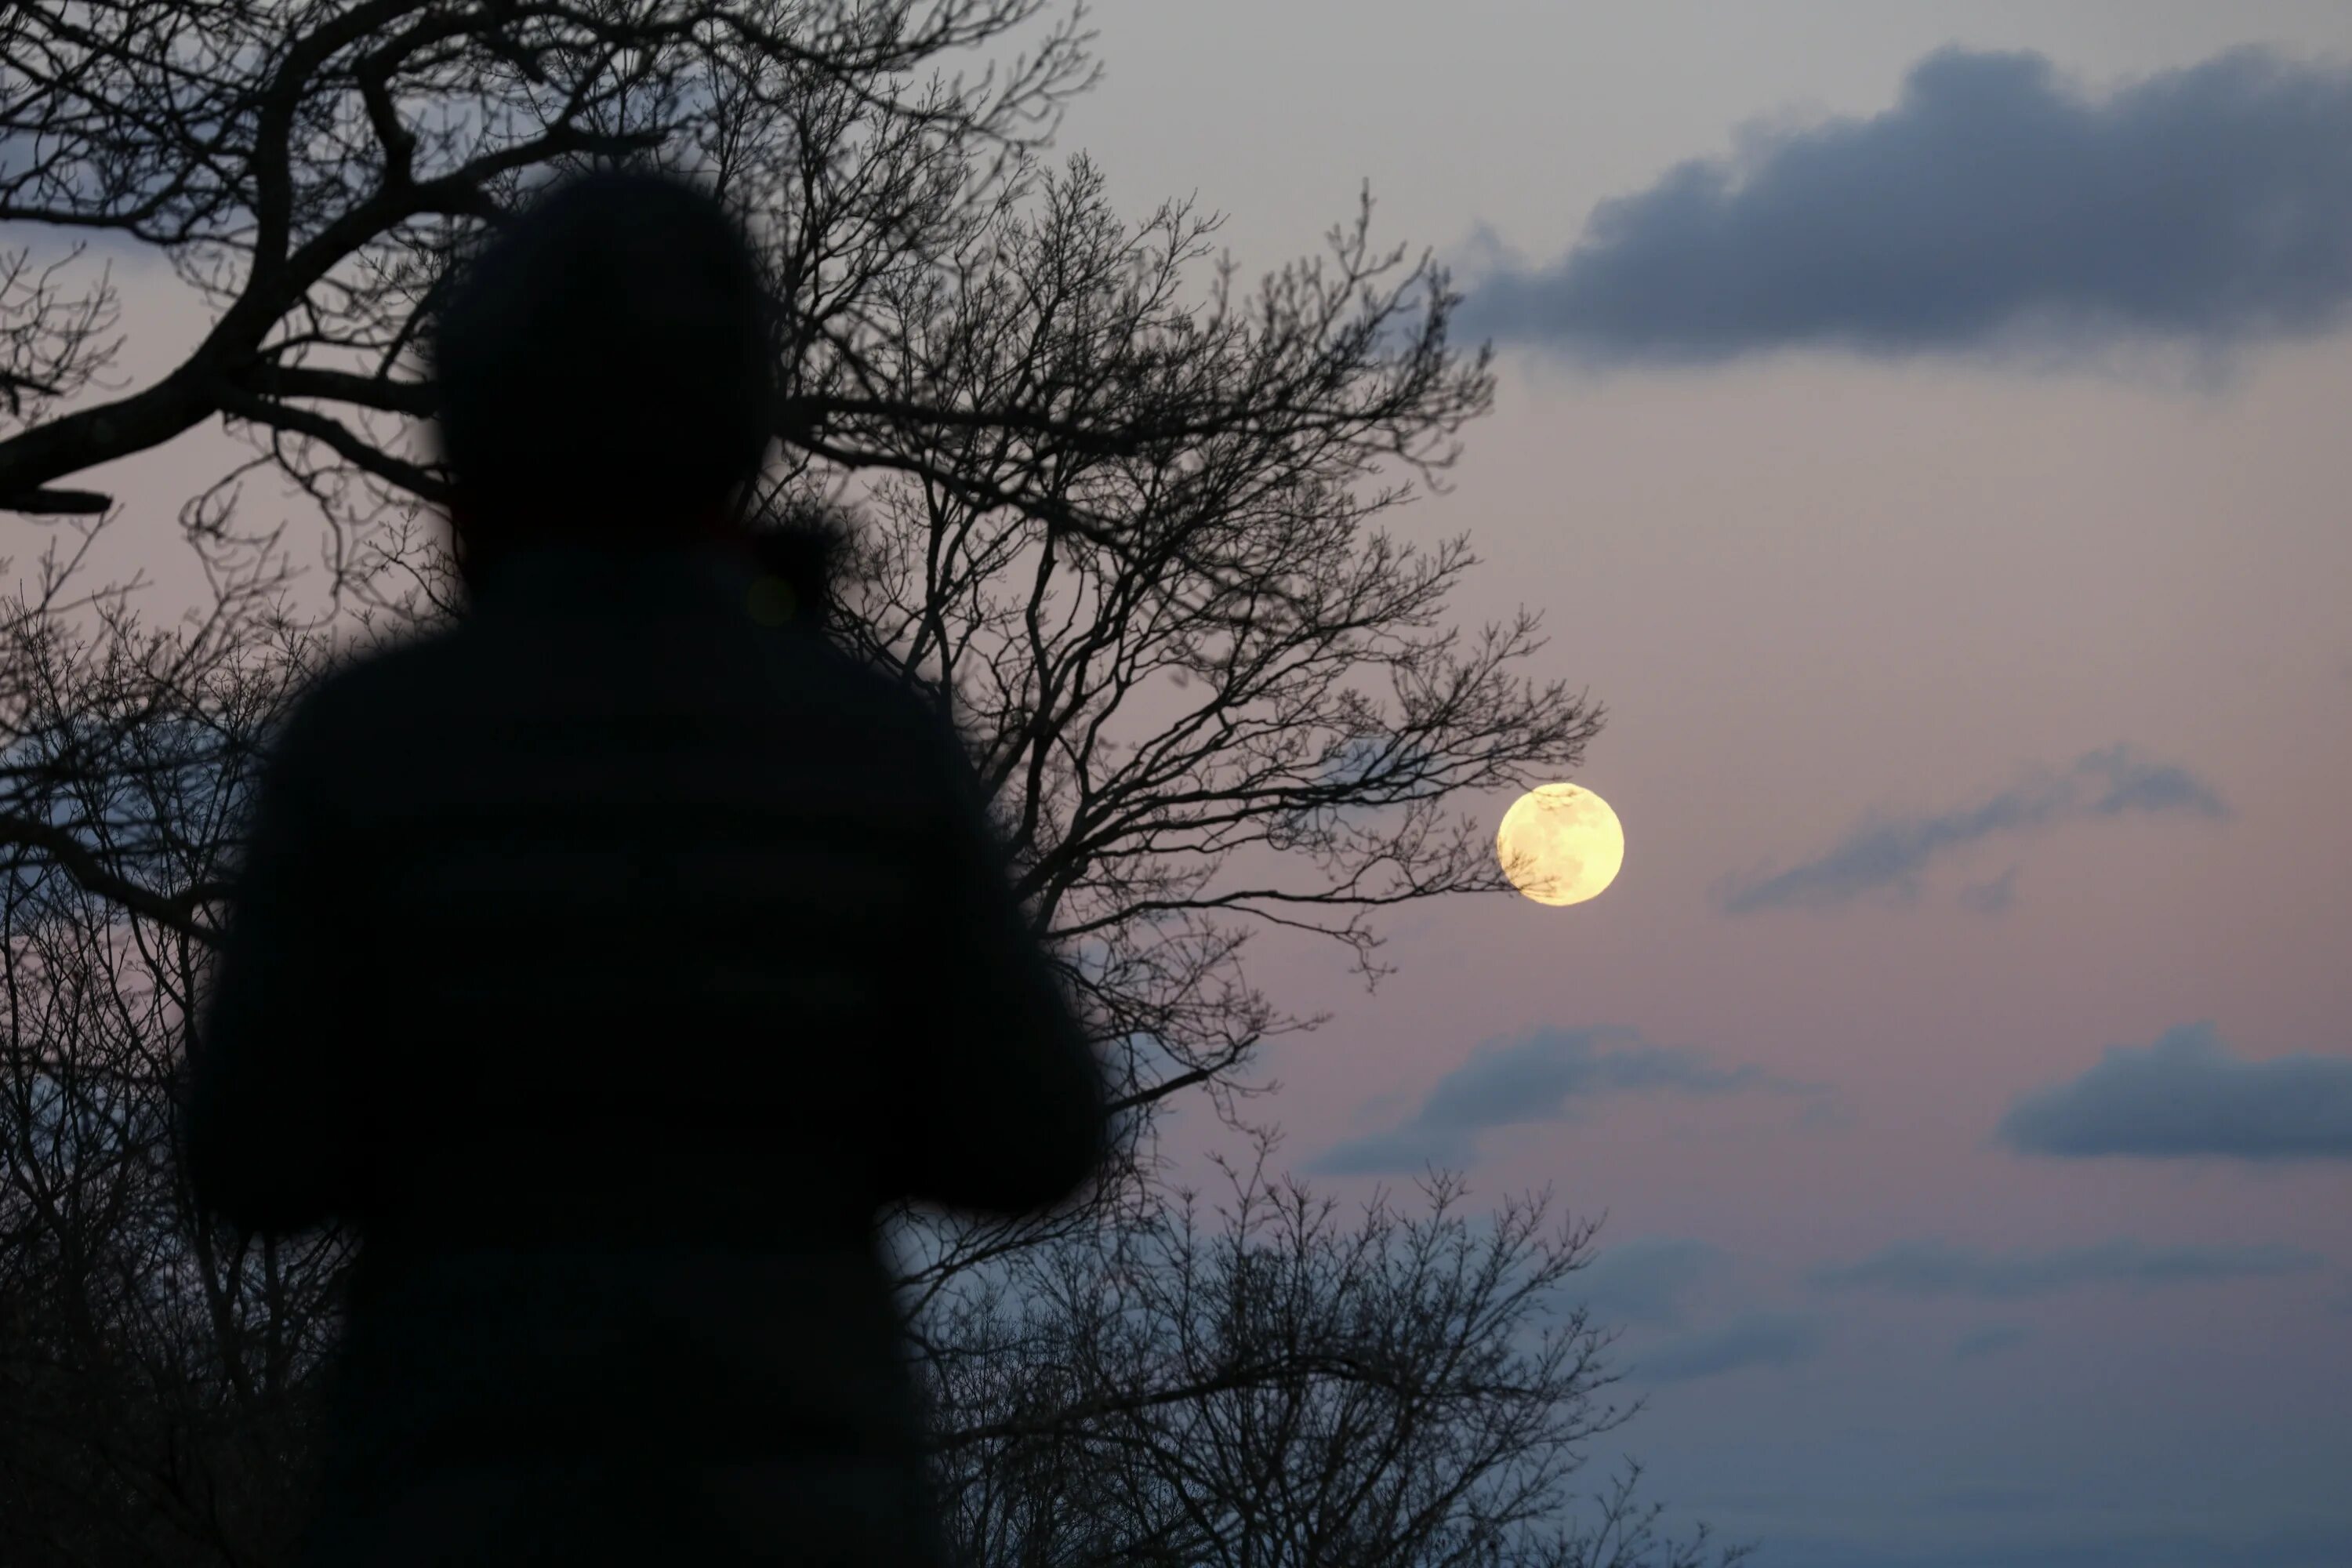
<box><xmin>427</xmin><ymin>166</ymin><xmax>778</xmax><ymax>579</ymax></box>
<box><xmin>745</xmin><ymin>494</ymin><xmax>858</xmax><ymax>633</ymax></box>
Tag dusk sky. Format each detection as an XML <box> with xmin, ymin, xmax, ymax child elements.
<box><xmin>1052</xmin><ymin>5</ymin><xmax>2352</xmax><ymax>1566</ymax></box>
<box><xmin>34</xmin><ymin>3</ymin><xmax>2352</xmax><ymax>1564</ymax></box>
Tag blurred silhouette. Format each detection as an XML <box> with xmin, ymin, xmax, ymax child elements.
<box><xmin>180</xmin><ymin>168</ymin><xmax>1109</xmax><ymax>1566</ymax></box>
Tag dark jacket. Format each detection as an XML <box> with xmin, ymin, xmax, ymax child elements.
<box><xmin>182</xmin><ymin>539</ymin><xmax>1107</xmax><ymax>1566</ymax></box>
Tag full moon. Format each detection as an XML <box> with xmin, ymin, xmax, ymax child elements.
<box><xmin>1496</xmin><ymin>783</ymin><xmax>1624</xmax><ymax>906</ymax></box>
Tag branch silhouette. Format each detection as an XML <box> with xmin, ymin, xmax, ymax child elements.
<box><xmin>0</xmin><ymin>7</ymin><xmax>1756</xmax><ymax>1566</ymax></box>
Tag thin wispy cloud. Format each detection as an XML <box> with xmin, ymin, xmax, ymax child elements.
<box><xmin>1951</xmin><ymin>1324</ymin><xmax>2031</xmax><ymax>1363</ymax></box>
<box><xmin>1809</xmin><ymin>1238</ymin><xmax>2324</xmax><ymax>1301</ymax></box>
<box><xmin>1722</xmin><ymin>746</ymin><xmax>2224</xmax><ymax>914</ymax></box>
<box><xmin>1564</xmin><ymin>1241</ymin><xmax>1831</xmax><ymax>1386</ymax></box>
<box><xmin>1632</xmin><ymin>1311</ymin><xmax>1824</xmax><ymax>1385</ymax></box>
<box><xmin>1953</xmin><ymin>866</ymin><xmax>2020</xmax><ymax>916</ymax></box>
<box><xmin>1308</xmin><ymin>1026</ymin><xmax>1826</xmax><ymax>1174</ymax></box>
<box><xmin>1927</xmin><ymin>1485</ymin><xmax>2054</xmax><ymax>1515</ymax></box>
<box><xmin>1568</xmin><ymin>1237</ymin><xmax>1724</xmax><ymax>1330</ymax></box>
<box><xmin>1769</xmin><ymin>1524</ymin><xmax>2352</xmax><ymax>1568</ymax></box>
<box><xmin>1459</xmin><ymin>45</ymin><xmax>2352</xmax><ymax>378</ymax></box>
<box><xmin>1996</xmin><ymin>1022</ymin><xmax>2352</xmax><ymax>1163</ymax></box>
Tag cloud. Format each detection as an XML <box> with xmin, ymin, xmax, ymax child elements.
<box><xmin>1809</xmin><ymin>1237</ymin><xmax>2324</xmax><ymax>1300</ymax></box>
<box><xmin>1722</xmin><ymin>746</ymin><xmax>2224</xmax><ymax>914</ymax></box>
<box><xmin>1928</xmin><ymin>1483</ymin><xmax>2053</xmax><ymax>1513</ymax></box>
<box><xmin>1757</xmin><ymin>1524</ymin><xmax>2352</xmax><ymax>1568</ymax></box>
<box><xmin>1567</xmin><ymin>1237</ymin><xmax>1723</xmax><ymax>1329</ymax></box>
<box><xmin>1458</xmin><ymin>45</ymin><xmax>2352</xmax><ymax>376</ymax></box>
<box><xmin>1308</xmin><ymin>1026</ymin><xmax>1824</xmax><ymax>1174</ymax></box>
<box><xmin>1951</xmin><ymin>1323</ymin><xmax>2031</xmax><ymax>1362</ymax></box>
<box><xmin>1632</xmin><ymin>1311</ymin><xmax>1824</xmax><ymax>1385</ymax></box>
<box><xmin>1996</xmin><ymin>1022</ymin><xmax>2352</xmax><ymax>1162</ymax></box>
<box><xmin>1310</xmin><ymin>734</ymin><xmax>1437</xmax><ymax>797</ymax></box>
<box><xmin>1953</xmin><ymin>866</ymin><xmax>2020</xmax><ymax>916</ymax></box>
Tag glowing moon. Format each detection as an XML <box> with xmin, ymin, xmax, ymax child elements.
<box><xmin>1496</xmin><ymin>783</ymin><xmax>1624</xmax><ymax>906</ymax></box>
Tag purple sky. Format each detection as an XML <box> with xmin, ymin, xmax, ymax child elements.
<box><xmin>1058</xmin><ymin>5</ymin><xmax>2352</xmax><ymax>1564</ymax></box>
<box><xmin>18</xmin><ymin>5</ymin><xmax>2351</xmax><ymax>1564</ymax></box>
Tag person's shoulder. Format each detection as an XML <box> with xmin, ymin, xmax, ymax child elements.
<box><xmin>779</xmin><ymin>639</ymin><xmax>953</xmax><ymax>742</ymax></box>
<box><xmin>263</xmin><ymin>623</ymin><xmax>462</xmax><ymax>766</ymax></box>
<box><xmin>801</xmin><ymin>652</ymin><xmax>990</xmax><ymax>820</ymax></box>
<box><xmin>304</xmin><ymin>622</ymin><xmax>458</xmax><ymax>706</ymax></box>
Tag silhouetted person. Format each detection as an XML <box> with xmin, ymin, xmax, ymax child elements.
<box><xmin>180</xmin><ymin>168</ymin><xmax>1109</xmax><ymax>1566</ymax></box>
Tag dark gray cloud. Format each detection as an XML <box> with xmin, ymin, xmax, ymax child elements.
<box><xmin>1810</xmin><ymin>1236</ymin><xmax>2323</xmax><ymax>1301</ymax></box>
<box><xmin>1632</xmin><ymin>1311</ymin><xmax>1824</xmax><ymax>1385</ymax></box>
<box><xmin>1951</xmin><ymin>1323</ymin><xmax>2031</xmax><ymax>1362</ymax></box>
<box><xmin>1308</xmin><ymin>1026</ymin><xmax>1824</xmax><ymax>1174</ymax></box>
<box><xmin>1458</xmin><ymin>45</ymin><xmax>2352</xmax><ymax>372</ymax></box>
<box><xmin>1722</xmin><ymin>746</ymin><xmax>2224</xmax><ymax>914</ymax></box>
<box><xmin>1566</xmin><ymin>1237</ymin><xmax>1723</xmax><ymax>1329</ymax></box>
<box><xmin>1764</xmin><ymin>1524</ymin><xmax>2352</xmax><ymax>1568</ymax></box>
<box><xmin>1996</xmin><ymin>1022</ymin><xmax>2352</xmax><ymax>1162</ymax></box>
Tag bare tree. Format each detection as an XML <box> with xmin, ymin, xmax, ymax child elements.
<box><xmin>923</xmin><ymin>1149</ymin><xmax>1752</xmax><ymax>1568</ymax></box>
<box><xmin>0</xmin><ymin>532</ymin><xmax>346</xmax><ymax>1566</ymax></box>
<box><xmin>0</xmin><ymin>5</ymin><xmax>1748</xmax><ymax>1565</ymax></box>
